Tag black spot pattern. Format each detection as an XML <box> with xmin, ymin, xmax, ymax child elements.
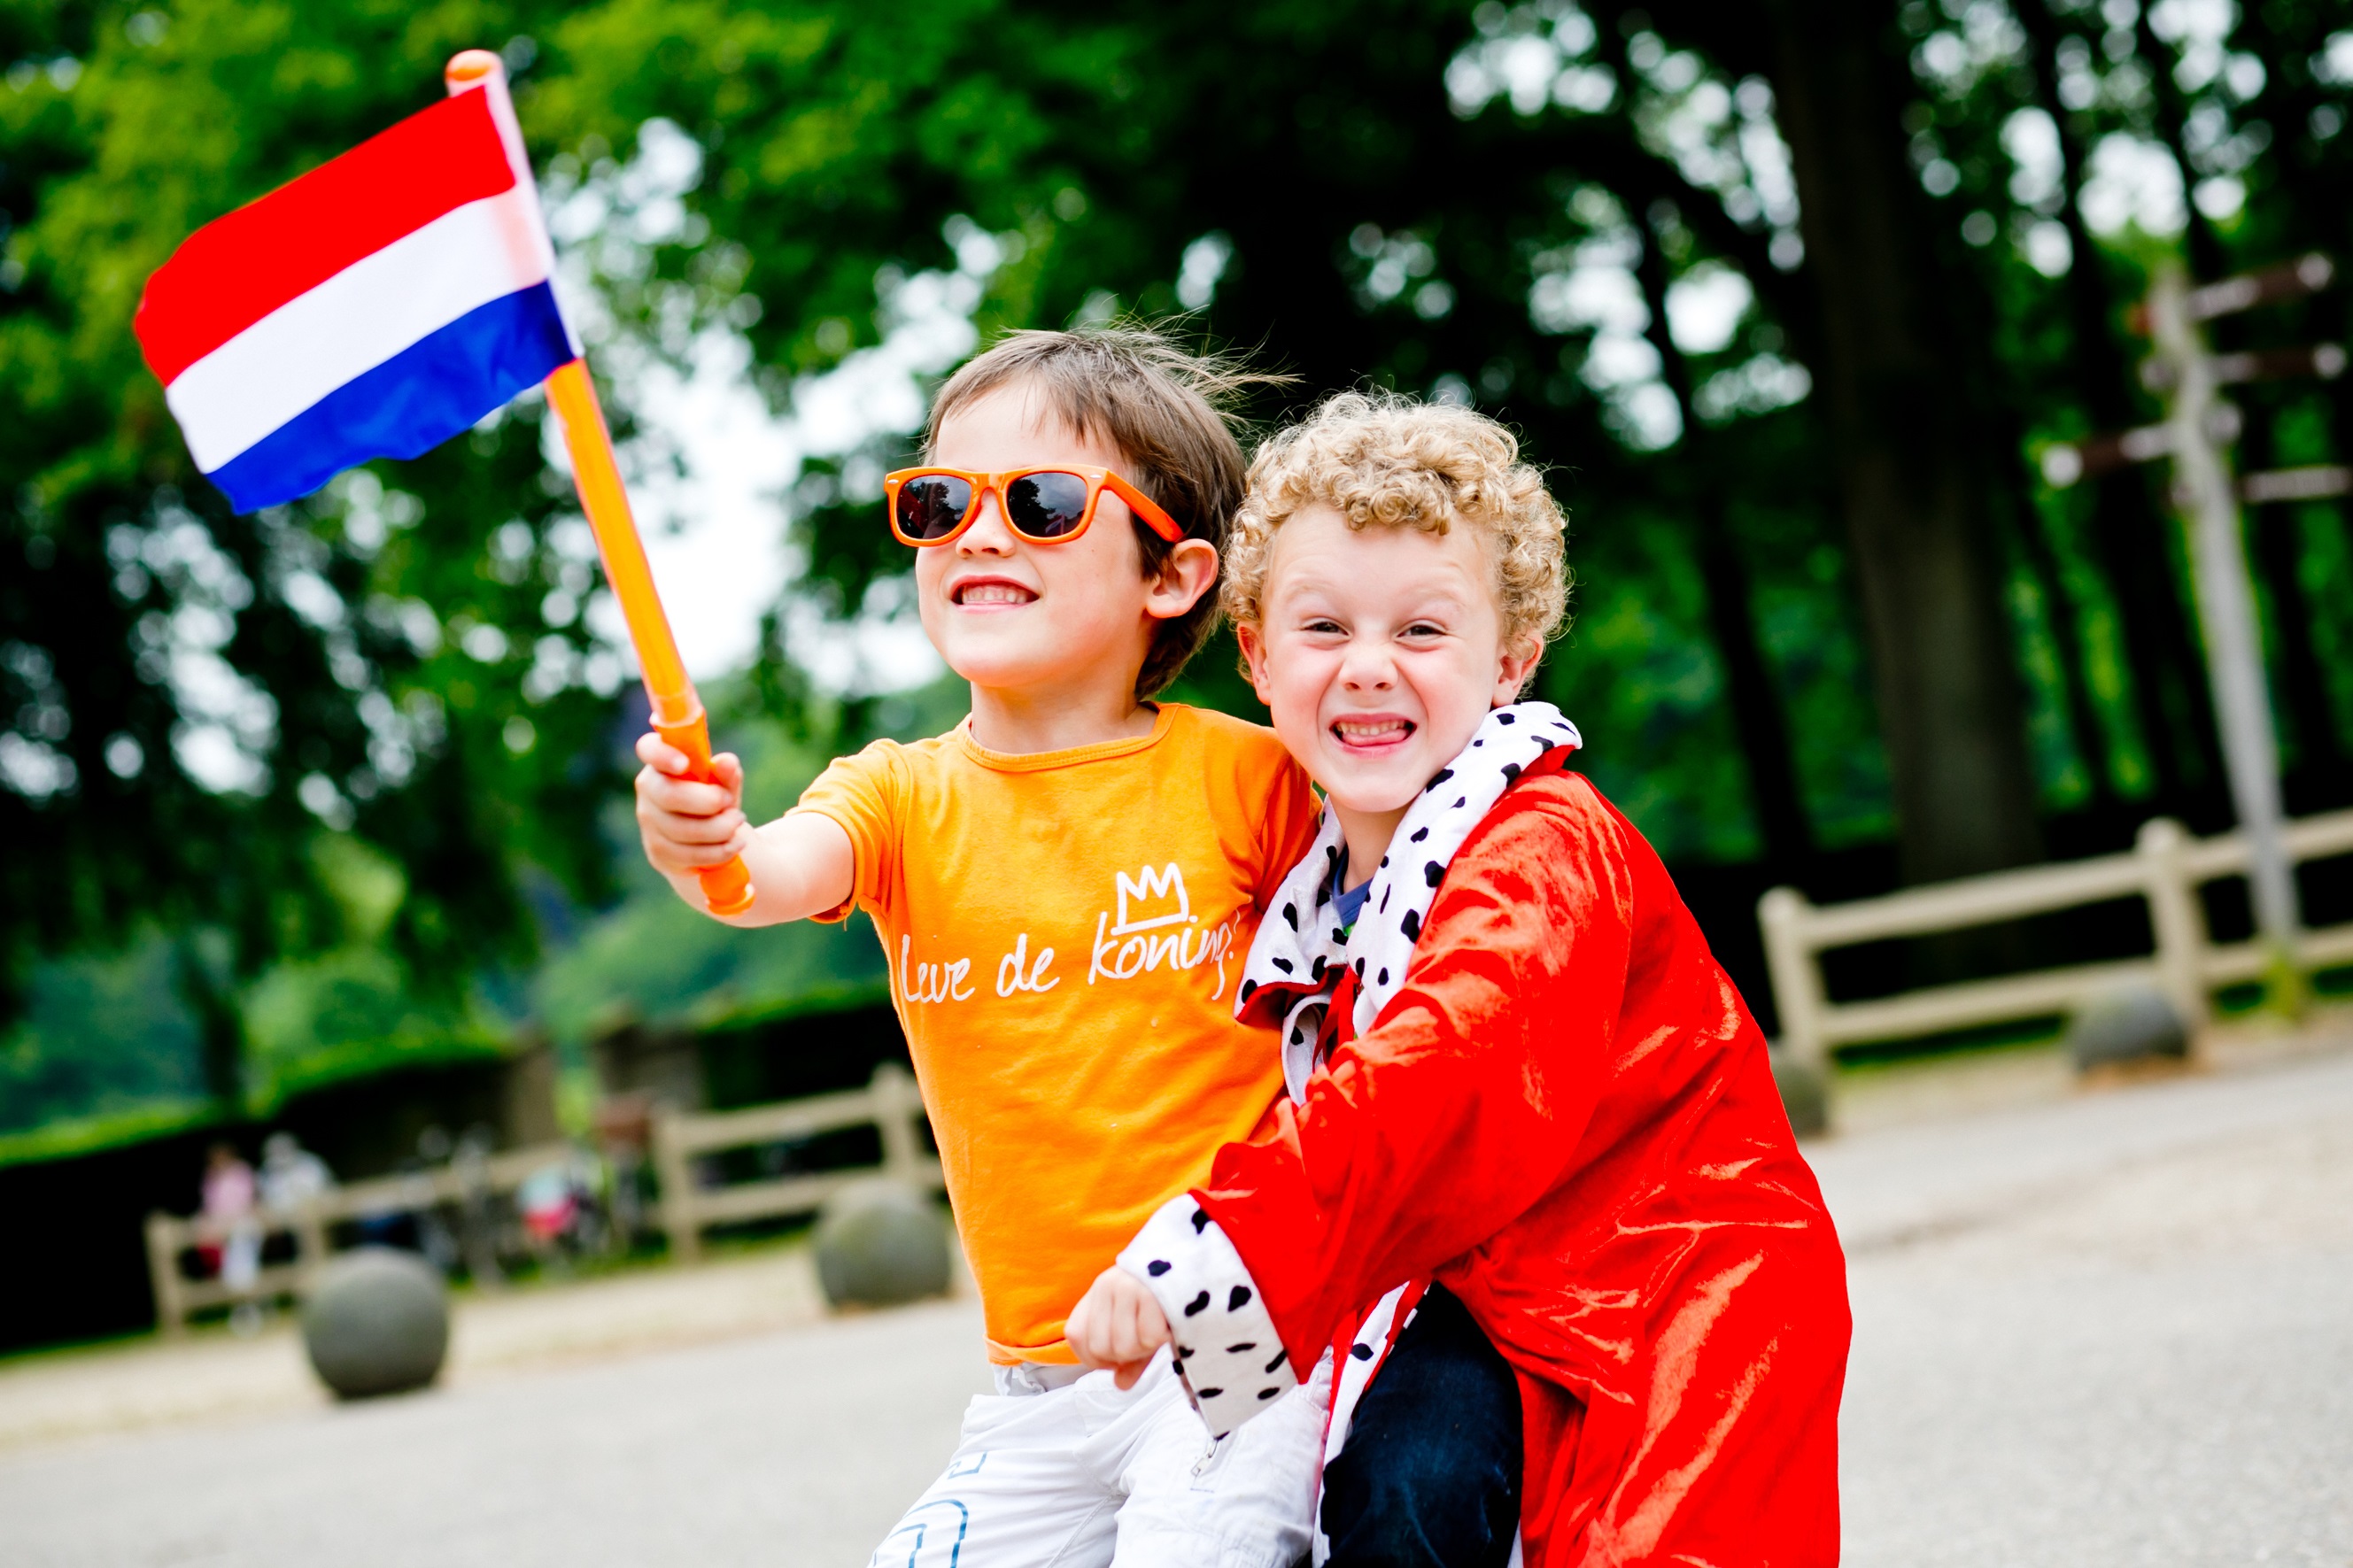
<box><xmin>1202</xmin><ymin>707</ymin><xmax>1585</xmax><ymax>1432</ymax></box>
<box><xmin>1120</xmin><ymin>1195</ymin><xmax>1302</xmax><ymax>1441</ymax></box>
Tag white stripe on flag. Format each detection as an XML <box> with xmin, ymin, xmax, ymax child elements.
<box><xmin>165</xmin><ymin>185</ymin><xmax>553</xmax><ymax>474</ymax></box>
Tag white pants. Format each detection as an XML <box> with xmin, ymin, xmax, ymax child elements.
<box><xmin>870</xmin><ymin>1350</ymin><xmax>1332</xmax><ymax>1568</ymax></box>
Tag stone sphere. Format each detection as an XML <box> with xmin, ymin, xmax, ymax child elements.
<box><xmin>814</xmin><ymin>1180</ymin><xmax>952</xmax><ymax>1309</ymax></box>
<box><xmin>2067</xmin><ymin>983</ymin><xmax>2191</xmax><ymax>1071</ymax></box>
<box><xmin>300</xmin><ymin>1247</ymin><xmax>450</xmax><ymax>1400</ymax></box>
<box><xmin>1770</xmin><ymin>1048</ymin><xmax>1832</xmax><ymax>1139</ymax></box>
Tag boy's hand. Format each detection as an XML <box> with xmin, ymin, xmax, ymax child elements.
<box><xmin>634</xmin><ymin>731</ymin><xmax>751</xmax><ymax>877</ymax></box>
<box><xmin>1066</xmin><ymin>1265</ymin><xmax>1171</xmax><ymax>1389</ymax></box>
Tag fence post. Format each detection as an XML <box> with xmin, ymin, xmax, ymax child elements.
<box><xmin>1758</xmin><ymin>887</ymin><xmax>1830</xmax><ymax>1066</ymax></box>
<box><xmin>651</xmin><ymin>1108</ymin><xmax>702</xmax><ymax>1263</ymax></box>
<box><xmin>291</xmin><ymin>1203</ymin><xmax>330</xmax><ymax>1294</ymax></box>
<box><xmin>871</xmin><ymin>1063</ymin><xmax>924</xmax><ymax>1185</ymax></box>
<box><xmin>2137</xmin><ymin>817</ymin><xmax>2210</xmax><ymax>1031</ymax></box>
<box><xmin>145</xmin><ymin>1213</ymin><xmax>186</xmax><ymax>1339</ymax></box>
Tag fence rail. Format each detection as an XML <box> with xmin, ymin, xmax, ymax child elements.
<box><xmin>143</xmin><ymin>1139</ymin><xmax>577</xmax><ymax>1337</ymax></box>
<box><xmin>652</xmin><ymin>1063</ymin><xmax>939</xmax><ymax>1263</ymax></box>
<box><xmin>1761</xmin><ymin>808</ymin><xmax>2353</xmax><ymax>1065</ymax></box>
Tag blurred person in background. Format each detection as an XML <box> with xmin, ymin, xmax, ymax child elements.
<box><xmin>197</xmin><ymin>1142</ymin><xmax>264</xmax><ymax>1334</ymax></box>
<box><xmin>257</xmin><ymin>1132</ymin><xmax>334</xmax><ymax>1214</ymax></box>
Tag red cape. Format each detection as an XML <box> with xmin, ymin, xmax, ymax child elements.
<box><xmin>1199</xmin><ymin>762</ymin><xmax>1849</xmax><ymax>1566</ymax></box>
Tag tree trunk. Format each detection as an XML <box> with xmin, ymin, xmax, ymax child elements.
<box><xmin>174</xmin><ymin>931</ymin><xmax>244</xmax><ymax>1114</ymax></box>
<box><xmin>2018</xmin><ymin>0</ymin><xmax>2230</xmax><ymax>820</ymax></box>
<box><xmin>2243</xmin><ymin>418</ymin><xmax>2347</xmax><ymax>796</ymax></box>
<box><xmin>1631</xmin><ymin>211</ymin><xmax>1816</xmax><ymax>876</ymax></box>
<box><xmin>1761</xmin><ymin>0</ymin><xmax>2044</xmax><ymax>884</ymax></box>
<box><xmin>1993</xmin><ymin>405</ymin><xmax>2117</xmax><ymax>811</ymax></box>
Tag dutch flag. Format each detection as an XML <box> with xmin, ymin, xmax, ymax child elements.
<box><xmin>134</xmin><ymin>66</ymin><xmax>575</xmax><ymax>514</ymax></box>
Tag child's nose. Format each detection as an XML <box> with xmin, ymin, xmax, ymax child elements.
<box><xmin>956</xmin><ymin>490</ymin><xmax>1018</xmax><ymax>553</ymax></box>
<box><xmin>1340</xmin><ymin>646</ymin><xmax>1395</xmax><ymax>689</ymax></box>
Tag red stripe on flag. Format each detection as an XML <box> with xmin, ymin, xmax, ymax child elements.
<box><xmin>135</xmin><ymin>89</ymin><xmax>516</xmax><ymax>388</ymax></box>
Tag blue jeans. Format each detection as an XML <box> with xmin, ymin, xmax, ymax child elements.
<box><xmin>1321</xmin><ymin>1284</ymin><xmax>1522</xmax><ymax>1568</ymax></box>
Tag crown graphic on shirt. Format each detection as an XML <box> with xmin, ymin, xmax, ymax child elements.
<box><xmin>1111</xmin><ymin>862</ymin><xmax>1192</xmax><ymax>936</ymax></box>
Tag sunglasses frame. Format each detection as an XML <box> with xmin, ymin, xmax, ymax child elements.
<box><xmin>882</xmin><ymin>464</ymin><xmax>1185</xmax><ymax>548</ymax></box>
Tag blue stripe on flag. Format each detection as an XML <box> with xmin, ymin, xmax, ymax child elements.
<box><xmin>206</xmin><ymin>282</ymin><xmax>573</xmax><ymax>513</ymax></box>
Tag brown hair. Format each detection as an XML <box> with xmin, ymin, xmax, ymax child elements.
<box><xmin>1224</xmin><ymin>391</ymin><xmax>1570</xmax><ymax>688</ymax></box>
<box><xmin>925</xmin><ymin>323</ymin><xmax>1280</xmax><ymax>699</ymax></box>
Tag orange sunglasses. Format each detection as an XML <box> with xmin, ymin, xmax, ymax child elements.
<box><xmin>883</xmin><ymin>465</ymin><xmax>1184</xmax><ymax>547</ymax></box>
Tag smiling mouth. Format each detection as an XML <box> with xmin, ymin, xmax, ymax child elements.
<box><xmin>1332</xmin><ymin>716</ymin><xmax>1416</xmax><ymax>749</ymax></box>
<box><xmin>952</xmin><ymin>580</ymin><xmax>1038</xmax><ymax>607</ymax></box>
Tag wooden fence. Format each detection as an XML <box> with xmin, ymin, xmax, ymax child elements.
<box><xmin>144</xmin><ymin>1139</ymin><xmax>577</xmax><ymax>1337</ymax></box>
<box><xmin>652</xmin><ymin>1063</ymin><xmax>940</xmax><ymax>1263</ymax></box>
<box><xmin>1760</xmin><ymin>808</ymin><xmax>2353</xmax><ymax>1064</ymax></box>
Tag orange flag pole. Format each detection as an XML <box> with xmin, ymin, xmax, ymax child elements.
<box><xmin>542</xmin><ymin>361</ymin><xmax>756</xmax><ymax>916</ymax></box>
<box><xmin>445</xmin><ymin>50</ymin><xmax>755</xmax><ymax>916</ymax></box>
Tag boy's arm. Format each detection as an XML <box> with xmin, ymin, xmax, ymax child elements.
<box><xmin>636</xmin><ymin>732</ymin><xmax>855</xmax><ymax>926</ymax></box>
<box><xmin>1107</xmin><ymin>789</ymin><xmax>1635</xmax><ymax>1435</ymax></box>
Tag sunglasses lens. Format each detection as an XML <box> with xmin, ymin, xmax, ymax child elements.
<box><xmin>1006</xmin><ymin>472</ymin><xmax>1092</xmax><ymax>539</ymax></box>
<box><xmin>895</xmin><ymin>475</ymin><xmax>972</xmax><ymax>541</ymax></box>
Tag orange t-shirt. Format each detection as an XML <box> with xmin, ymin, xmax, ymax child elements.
<box><xmin>791</xmin><ymin>704</ymin><xmax>1319</xmax><ymax>1363</ymax></box>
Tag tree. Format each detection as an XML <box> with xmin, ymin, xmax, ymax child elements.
<box><xmin>11</xmin><ymin>0</ymin><xmax>2353</xmax><ymax>1135</ymax></box>
<box><xmin>1</xmin><ymin>2</ymin><xmax>619</xmax><ymax>1097</ymax></box>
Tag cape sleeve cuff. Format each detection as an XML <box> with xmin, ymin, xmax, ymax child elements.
<box><xmin>1116</xmin><ymin>1194</ymin><xmax>1298</xmax><ymax>1439</ymax></box>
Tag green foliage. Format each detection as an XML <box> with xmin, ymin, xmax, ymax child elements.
<box><xmin>1</xmin><ymin>1</ymin><xmax>616</xmax><ymax>1038</ymax></box>
<box><xmin>6</xmin><ymin>0</ymin><xmax>2353</xmax><ymax>1149</ymax></box>
<box><xmin>0</xmin><ymin>931</ymin><xmax>199</xmax><ymax>1135</ymax></box>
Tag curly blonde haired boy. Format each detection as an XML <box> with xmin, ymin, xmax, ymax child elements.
<box><xmin>1070</xmin><ymin>390</ymin><xmax>1847</xmax><ymax>1568</ymax></box>
<box><xmin>1221</xmin><ymin>390</ymin><xmax>1570</xmax><ymax>673</ymax></box>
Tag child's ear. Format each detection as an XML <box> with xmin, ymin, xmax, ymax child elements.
<box><xmin>1491</xmin><ymin>635</ymin><xmax>1541</xmax><ymax>707</ymax></box>
<box><xmin>1236</xmin><ymin>621</ymin><xmax>1278</xmax><ymax>707</ymax></box>
<box><xmin>1144</xmin><ymin>539</ymin><xmax>1219</xmax><ymax>623</ymax></box>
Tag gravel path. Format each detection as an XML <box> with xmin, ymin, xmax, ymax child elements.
<box><xmin>2</xmin><ymin>1038</ymin><xmax>2348</xmax><ymax>1566</ymax></box>
<box><xmin>0</xmin><ymin>1296</ymin><xmax>991</xmax><ymax>1568</ymax></box>
<box><xmin>1823</xmin><ymin>1047</ymin><xmax>2353</xmax><ymax>1566</ymax></box>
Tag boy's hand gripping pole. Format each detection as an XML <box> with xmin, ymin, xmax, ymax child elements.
<box><xmin>542</xmin><ymin>359</ymin><xmax>757</xmax><ymax>916</ymax></box>
<box><xmin>443</xmin><ymin>50</ymin><xmax>750</xmax><ymax>915</ymax></box>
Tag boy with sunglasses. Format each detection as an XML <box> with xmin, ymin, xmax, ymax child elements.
<box><xmin>636</xmin><ymin>326</ymin><xmax>1341</xmax><ymax>1565</ymax></box>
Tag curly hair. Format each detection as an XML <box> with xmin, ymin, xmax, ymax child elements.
<box><xmin>1223</xmin><ymin>392</ymin><xmax>1570</xmax><ymax>681</ymax></box>
<box><xmin>926</xmin><ymin>323</ymin><xmax>1285</xmax><ymax>699</ymax></box>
